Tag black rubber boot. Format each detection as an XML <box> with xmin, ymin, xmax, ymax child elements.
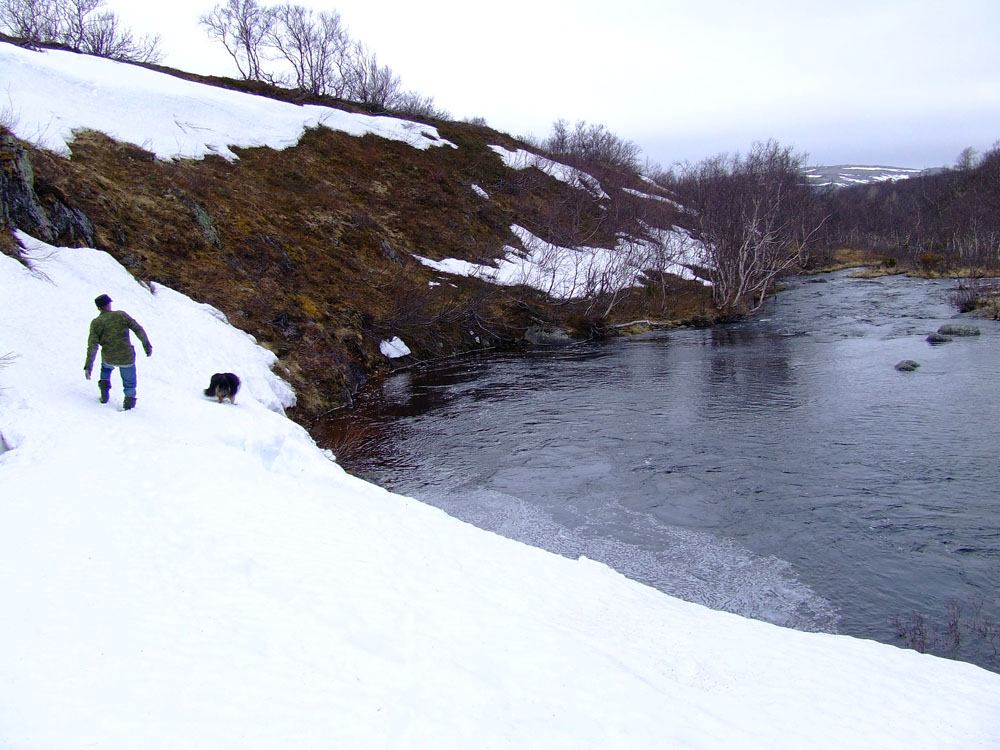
<box><xmin>123</xmin><ymin>396</ymin><xmax>136</xmax><ymax>410</ymax></box>
<box><xmin>98</xmin><ymin>379</ymin><xmax>111</xmax><ymax>404</ymax></box>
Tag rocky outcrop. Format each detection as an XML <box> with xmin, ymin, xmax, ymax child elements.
<box><xmin>1</xmin><ymin>134</ymin><xmax>94</xmax><ymax>246</ymax></box>
<box><xmin>523</xmin><ymin>325</ymin><xmax>580</xmax><ymax>346</ymax></box>
<box><xmin>926</xmin><ymin>332</ymin><xmax>952</xmax><ymax>344</ymax></box>
<box><xmin>937</xmin><ymin>324</ymin><xmax>981</xmax><ymax>337</ymax></box>
<box><xmin>894</xmin><ymin>360</ymin><xmax>920</xmax><ymax>372</ymax></box>
<box><xmin>955</xmin><ymin>307</ymin><xmax>997</xmax><ymax>319</ymax></box>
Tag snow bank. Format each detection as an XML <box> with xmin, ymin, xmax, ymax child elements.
<box><xmin>489</xmin><ymin>144</ymin><xmax>610</xmax><ymax>199</ymax></box>
<box><xmin>379</xmin><ymin>336</ymin><xmax>412</xmax><ymax>359</ymax></box>
<box><xmin>1</xmin><ymin>233</ymin><xmax>998</xmax><ymax>749</ymax></box>
<box><xmin>0</xmin><ymin>43</ymin><xmax>455</xmax><ymax>160</ymax></box>
<box><xmin>623</xmin><ymin>185</ymin><xmax>684</xmax><ymax>209</ymax></box>
<box><xmin>416</xmin><ymin>223</ymin><xmax>707</xmax><ymax>296</ymax></box>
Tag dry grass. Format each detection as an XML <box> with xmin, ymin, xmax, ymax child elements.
<box><xmin>807</xmin><ymin>247</ymin><xmax>889</xmax><ymax>274</ymax></box>
<box><xmin>313</xmin><ymin>419</ymin><xmax>379</xmax><ymax>464</ymax></box>
<box><xmin>21</xmin><ymin>112</ymin><xmax>707</xmax><ymax>420</ymax></box>
<box><xmin>0</xmin><ymin>225</ymin><xmax>19</xmax><ymax>257</ymax></box>
<box><xmin>949</xmin><ymin>280</ymin><xmax>1000</xmax><ymax>317</ymax></box>
<box><xmin>848</xmin><ymin>266</ymin><xmax>906</xmax><ymax>279</ymax></box>
<box><xmin>851</xmin><ymin>265</ymin><xmax>1000</xmax><ymax>281</ymax></box>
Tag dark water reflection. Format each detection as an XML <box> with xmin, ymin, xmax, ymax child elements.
<box><xmin>321</xmin><ymin>271</ymin><xmax>1000</xmax><ymax>671</ymax></box>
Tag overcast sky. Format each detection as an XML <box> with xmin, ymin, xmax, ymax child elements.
<box><xmin>103</xmin><ymin>0</ymin><xmax>1000</xmax><ymax>170</ymax></box>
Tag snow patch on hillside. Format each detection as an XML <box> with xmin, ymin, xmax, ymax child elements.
<box><xmin>803</xmin><ymin>164</ymin><xmax>926</xmax><ymax>188</ymax></box>
<box><xmin>0</xmin><ymin>43</ymin><xmax>455</xmax><ymax>160</ymax></box>
<box><xmin>416</xmin><ymin>223</ymin><xmax>706</xmax><ymax>296</ymax></box>
<box><xmin>489</xmin><ymin>144</ymin><xmax>610</xmax><ymax>199</ymax></box>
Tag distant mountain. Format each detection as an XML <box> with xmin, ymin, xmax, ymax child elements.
<box><xmin>802</xmin><ymin>164</ymin><xmax>940</xmax><ymax>189</ymax></box>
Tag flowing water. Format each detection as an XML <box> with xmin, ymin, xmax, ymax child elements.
<box><xmin>322</xmin><ymin>271</ymin><xmax>1000</xmax><ymax>671</ymax></box>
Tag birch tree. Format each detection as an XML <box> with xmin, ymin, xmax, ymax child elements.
<box><xmin>266</xmin><ymin>4</ymin><xmax>350</xmax><ymax>96</ymax></box>
<box><xmin>200</xmin><ymin>0</ymin><xmax>274</xmax><ymax>80</ymax></box>
<box><xmin>0</xmin><ymin>0</ymin><xmax>160</xmax><ymax>61</ymax></box>
<box><xmin>669</xmin><ymin>140</ymin><xmax>818</xmax><ymax>313</ymax></box>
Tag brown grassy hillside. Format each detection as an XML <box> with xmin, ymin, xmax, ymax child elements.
<box><xmin>1</xmin><ymin>55</ymin><xmax>711</xmax><ymax>422</ymax></box>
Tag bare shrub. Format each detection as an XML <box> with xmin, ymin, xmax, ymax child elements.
<box><xmin>389</xmin><ymin>91</ymin><xmax>449</xmax><ymax>120</ymax></box>
<box><xmin>918</xmin><ymin>251</ymin><xmax>944</xmax><ymax>273</ymax></box>
<box><xmin>266</xmin><ymin>3</ymin><xmax>350</xmax><ymax>96</ymax></box>
<box><xmin>666</xmin><ymin>140</ymin><xmax>821</xmax><ymax>314</ymax></box>
<box><xmin>199</xmin><ymin>0</ymin><xmax>446</xmax><ymax>114</ymax></box>
<box><xmin>341</xmin><ymin>41</ymin><xmax>400</xmax><ymax>107</ymax></box>
<box><xmin>0</xmin><ymin>95</ymin><xmax>18</xmax><ymax>134</ymax></box>
<box><xmin>817</xmin><ymin>141</ymin><xmax>1000</xmax><ymax>271</ymax></box>
<box><xmin>0</xmin><ymin>0</ymin><xmax>61</xmax><ymax>43</ymax></box>
<box><xmin>967</xmin><ymin>599</ymin><xmax>1000</xmax><ymax>657</ymax></box>
<box><xmin>200</xmin><ymin>0</ymin><xmax>274</xmax><ymax>81</ymax></box>
<box><xmin>893</xmin><ymin>598</ymin><xmax>1000</xmax><ymax>664</ymax></box>
<box><xmin>892</xmin><ymin>610</ymin><xmax>936</xmax><ymax>654</ymax></box>
<box><xmin>949</xmin><ymin>278</ymin><xmax>1000</xmax><ymax>313</ymax></box>
<box><xmin>0</xmin><ymin>0</ymin><xmax>161</xmax><ymax>62</ymax></box>
<box><xmin>544</xmin><ymin>119</ymin><xmax>642</xmax><ymax>175</ymax></box>
<box><xmin>319</xmin><ymin>419</ymin><xmax>377</xmax><ymax>464</ymax></box>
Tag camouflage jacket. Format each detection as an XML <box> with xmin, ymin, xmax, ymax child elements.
<box><xmin>84</xmin><ymin>310</ymin><xmax>151</xmax><ymax>372</ymax></box>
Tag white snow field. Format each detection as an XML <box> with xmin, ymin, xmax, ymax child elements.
<box><xmin>2</xmin><ymin>236</ymin><xmax>999</xmax><ymax>749</ymax></box>
<box><xmin>0</xmin><ymin>40</ymin><xmax>999</xmax><ymax>750</ymax></box>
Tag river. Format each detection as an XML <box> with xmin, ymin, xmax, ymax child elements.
<box><xmin>321</xmin><ymin>271</ymin><xmax>1000</xmax><ymax>672</ymax></box>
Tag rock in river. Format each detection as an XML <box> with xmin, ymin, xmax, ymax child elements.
<box><xmin>937</xmin><ymin>324</ymin><xmax>981</xmax><ymax>337</ymax></box>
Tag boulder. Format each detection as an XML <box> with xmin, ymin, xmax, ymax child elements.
<box><xmin>524</xmin><ymin>325</ymin><xmax>579</xmax><ymax>346</ymax></box>
<box><xmin>926</xmin><ymin>332</ymin><xmax>952</xmax><ymax>344</ymax></box>
<box><xmin>894</xmin><ymin>360</ymin><xmax>920</xmax><ymax>372</ymax></box>
<box><xmin>1</xmin><ymin>134</ymin><xmax>94</xmax><ymax>246</ymax></box>
<box><xmin>937</xmin><ymin>323</ymin><xmax>981</xmax><ymax>337</ymax></box>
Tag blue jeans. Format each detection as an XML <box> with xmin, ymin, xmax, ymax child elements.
<box><xmin>100</xmin><ymin>363</ymin><xmax>137</xmax><ymax>397</ymax></box>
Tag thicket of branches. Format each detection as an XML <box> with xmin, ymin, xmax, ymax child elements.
<box><xmin>0</xmin><ymin>0</ymin><xmax>161</xmax><ymax>62</ymax></box>
<box><xmin>200</xmin><ymin>0</ymin><xmax>447</xmax><ymax>117</ymax></box>
<box><xmin>540</xmin><ymin>119</ymin><xmax>643</xmax><ymax>177</ymax></box>
<box><xmin>817</xmin><ymin>144</ymin><xmax>1000</xmax><ymax>270</ymax></box>
<box><xmin>659</xmin><ymin>140</ymin><xmax>820</xmax><ymax>314</ymax></box>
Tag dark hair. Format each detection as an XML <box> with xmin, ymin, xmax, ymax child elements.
<box><xmin>94</xmin><ymin>294</ymin><xmax>112</xmax><ymax>308</ymax></box>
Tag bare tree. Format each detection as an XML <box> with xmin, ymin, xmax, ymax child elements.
<box><xmin>817</xmin><ymin>140</ymin><xmax>1000</xmax><ymax>271</ymax></box>
<box><xmin>0</xmin><ymin>0</ymin><xmax>61</xmax><ymax>43</ymax></box>
<box><xmin>267</xmin><ymin>3</ymin><xmax>350</xmax><ymax>95</ymax></box>
<box><xmin>955</xmin><ymin>146</ymin><xmax>978</xmax><ymax>172</ymax></box>
<box><xmin>390</xmin><ymin>90</ymin><xmax>449</xmax><ymax>119</ymax></box>
<box><xmin>669</xmin><ymin>140</ymin><xmax>819</xmax><ymax>314</ymax></box>
<box><xmin>0</xmin><ymin>0</ymin><xmax>160</xmax><ymax>62</ymax></box>
<box><xmin>58</xmin><ymin>0</ymin><xmax>99</xmax><ymax>48</ymax></box>
<box><xmin>200</xmin><ymin>0</ymin><xmax>274</xmax><ymax>80</ymax></box>
<box><xmin>197</xmin><ymin>0</ymin><xmax>433</xmax><ymax>112</ymax></box>
<box><xmin>544</xmin><ymin>119</ymin><xmax>642</xmax><ymax>175</ymax></box>
<box><xmin>75</xmin><ymin>11</ymin><xmax>161</xmax><ymax>62</ymax></box>
<box><xmin>342</xmin><ymin>41</ymin><xmax>400</xmax><ymax>107</ymax></box>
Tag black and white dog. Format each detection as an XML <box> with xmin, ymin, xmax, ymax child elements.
<box><xmin>204</xmin><ymin>372</ymin><xmax>241</xmax><ymax>404</ymax></box>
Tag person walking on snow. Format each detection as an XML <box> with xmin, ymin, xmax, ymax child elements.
<box><xmin>84</xmin><ymin>294</ymin><xmax>152</xmax><ymax>410</ymax></box>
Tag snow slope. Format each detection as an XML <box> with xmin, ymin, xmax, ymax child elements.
<box><xmin>415</xmin><ymin>224</ymin><xmax>702</xmax><ymax>298</ymax></box>
<box><xmin>2</xmin><ymin>237</ymin><xmax>1000</xmax><ymax>749</ymax></box>
<box><xmin>0</xmin><ymin>42</ymin><xmax>454</xmax><ymax>159</ymax></box>
<box><xmin>1</xmin><ymin>41</ymin><xmax>1000</xmax><ymax>749</ymax></box>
